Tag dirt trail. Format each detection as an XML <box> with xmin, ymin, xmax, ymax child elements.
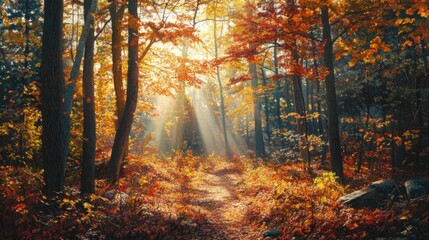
<box><xmin>183</xmin><ymin>169</ymin><xmax>263</xmax><ymax>239</ymax></box>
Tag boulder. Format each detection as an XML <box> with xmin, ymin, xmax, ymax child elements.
<box><xmin>339</xmin><ymin>179</ymin><xmax>400</xmax><ymax>208</ymax></box>
<box><xmin>368</xmin><ymin>179</ymin><xmax>399</xmax><ymax>195</ymax></box>
<box><xmin>404</xmin><ymin>178</ymin><xmax>429</xmax><ymax>199</ymax></box>
<box><xmin>338</xmin><ymin>188</ymin><xmax>378</xmax><ymax>208</ymax></box>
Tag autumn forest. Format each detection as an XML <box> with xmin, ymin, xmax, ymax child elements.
<box><xmin>1</xmin><ymin>0</ymin><xmax>429</xmax><ymax>239</ymax></box>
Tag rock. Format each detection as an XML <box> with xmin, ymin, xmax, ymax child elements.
<box><xmin>405</xmin><ymin>178</ymin><xmax>429</xmax><ymax>199</ymax></box>
<box><xmin>104</xmin><ymin>190</ymin><xmax>129</xmax><ymax>205</ymax></box>
<box><xmin>338</xmin><ymin>188</ymin><xmax>378</xmax><ymax>208</ymax></box>
<box><xmin>368</xmin><ymin>179</ymin><xmax>399</xmax><ymax>195</ymax></box>
<box><xmin>263</xmin><ymin>229</ymin><xmax>282</xmax><ymax>238</ymax></box>
<box><xmin>339</xmin><ymin>179</ymin><xmax>403</xmax><ymax>208</ymax></box>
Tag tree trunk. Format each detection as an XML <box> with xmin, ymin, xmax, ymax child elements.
<box><xmin>311</xmin><ymin>37</ymin><xmax>327</xmax><ymax>164</ymax></box>
<box><xmin>247</xmin><ymin>2</ymin><xmax>265</xmax><ymax>158</ymax></box>
<box><xmin>63</xmin><ymin>0</ymin><xmax>98</xmax><ymax>165</ymax></box>
<box><xmin>321</xmin><ymin>4</ymin><xmax>344</xmax><ymax>181</ymax></box>
<box><xmin>261</xmin><ymin>68</ymin><xmax>271</xmax><ymax>148</ymax></box>
<box><xmin>41</xmin><ymin>0</ymin><xmax>65</xmax><ymax>197</ymax></box>
<box><xmin>109</xmin><ymin>0</ymin><xmax>127</xmax><ymax>157</ymax></box>
<box><xmin>108</xmin><ymin>0</ymin><xmax>139</xmax><ymax>184</ymax></box>
<box><xmin>273</xmin><ymin>46</ymin><xmax>283</xmax><ymax>129</ymax></box>
<box><xmin>81</xmin><ymin>0</ymin><xmax>96</xmax><ymax>195</ymax></box>
<box><xmin>291</xmin><ymin>42</ymin><xmax>310</xmax><ymax>165</ymax></box>
<box><xmin>213</xmin><ymin>5</ymin><xmax>232</xmax><ymax>157</ymax></box>
<box><xmin>250</xmin><ymin>63</ymin><xmax>266</xmax><ymax>158</ymax></box>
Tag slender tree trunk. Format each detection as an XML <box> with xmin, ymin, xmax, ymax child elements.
<box><xmin>261</xmin><ymin>68</ymin><xmax>271</xmax><ymax>149</ymax></box>
<box><xmin>173</xmin><ymin>46</ymin><xmax>188</xmax><ymax>150</ymax></box>
<box><xmin>108</xmin><ymin>0</ymin><xmax>139</xmax><ymax>184</ymax></box>
<box><xmin>24</xmin><ymin>0</ymin><xmax>30</xmax><ymax>69</ymax></box>
<box><xmin>321</xmin><ymin>4</ymin><xmax>344</xmax><ymax>181</ymax></box>
<box><xmin>291</xmin><ymin>73</ymin><xmax>309</xmax><ymax>164</ymax></box>
<box><xmin>273</xmin><ymin>46</ymin><xmax>282</xmax><ymax>129</ymax></box>
<box><xmin>250</xmin><ymin>64</ymin><xmax>266</xmax><ymax>158</ymax></box>
<box><xmin>81</xmin><ymin>0</ymin><xmax>96</xmax><ymax>195</ymax></box>
<box><xmin>311</xmin><ymin>37</ymin><xmax>327</xmax><ymax>164</ymax></box>
<box><xmin>41</xmin><ymin>0</ymin><xmax>65</xmax><ymax>197</ymax></box>
<box><xmin>63</xmin><ymin>0</ymin><xmax>98</xmax><ymax>165</ymax></box>
<box><xmin>109</xmin><ymin>0</ymin><xmax>127</xmax><ymax>156</ymax></box>
<box><xmin>246</xmin><ymin>114</ymin><xmax>250</xmax><ymax>147</ymax></box>
<box><xmin>213</xmin><ymin>6</ymin><xmax>231</xmax><ymax>157</ymax></box>
<box><xmin>291</xmin><ymin>44</ymin><xmax>310</xmax><ymax>165</ymax></box>
<box><xmin>247</xmin><ymin>2</ymin><xmax>265</xmax><ymax>158</ymax></box>
<box><xmin>421</xmin><ymin>38</ymin><xmax>429</xmax><ymax>150</ymax></box>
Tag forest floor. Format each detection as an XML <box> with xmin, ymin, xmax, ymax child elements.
<box><xmin>167</xmin><ymin>165</ymin><xmax>262</xmax><ymax>239</ymax></box>
<box><xmin>2</xmin><ymin>153</ymin><xmax>429</xmax><ymax>239</ymax></box>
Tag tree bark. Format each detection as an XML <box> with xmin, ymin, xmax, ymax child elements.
<box><xmin>321</xmin><ymin>4</ymin><xmax>344</xmax><ymax>181</ymax></box>
<box><xmin>109</xmin><ymin>0</ymin><xmax>128</xmax><ymax>159</ymax></box>
<box><xmin>81</xmin><ymin>0</ymin><xmax>96</xmax><ymax>195</ymax></box>
<box><xmin>108</xmin><ymin>0</ymin><xmax>139</xmax><ymax>184</ymax></box>
<box><xmin>41</xmin><ymin>0</ymin><xmax>65</xmax><ymax>197</ymax></box>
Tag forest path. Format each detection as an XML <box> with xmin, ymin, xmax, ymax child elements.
<box><xmin>170</xmin><ymin>163</ymin><xmax>264</xmax><ymax>239</ymax></box>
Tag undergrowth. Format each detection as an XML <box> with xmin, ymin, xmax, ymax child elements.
<box><xmin>1</xmin><ymin>152</ymin><xmax>429</xmax><ymax>239</ymax></box>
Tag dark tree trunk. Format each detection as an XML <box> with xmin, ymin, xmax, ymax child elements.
<box><xmin>63</xmin><ymin>0</ymin><xmax>98</xmax><ymax>166</ymax></box>
<box><xmin>262</xmin><ymin>68</ymin><xmax>271</xmax><ymax>148</ymax></box>
<box><xmin>247</xmin><ymin>2</ymin><xmax>265</xmax><ymax>158</ymax></box>
<box><xmin>109</xmin><ymin>0</ymin><xmax>127</xmax><ymax>156</ymax></box>
<box><xmin>250</xmin><ymin>63</ymin><xmax>266</xmax><ymax>158</ymax></box>
<box><xmin>24</xmin><ymin>0</ymin><xmax>30</xmax><ymax>69</ymax></box>
<box><xmin>108</xmin><ymin>0</ymin><xmax>139</xmax><ymax>184</ymax></box>
<box><xmin>292</xmin><ymin>75</ymin><xmax>310</xmax><ymax>164</ymax></box>
<box><xmin>273</xmin><ymin>46</ymin><xmax>283</xmax><ymax>129</ymax></box>
<box><xmin>291</xmin><ymin>46</ymin><xmax>310</xmax><ymax>165</ymax></box>
<box><xmin>41</xmin><ymin>0</ymin><xmax>65</xmax><ymax>197</ymax></box>
<box><xmin>311</xmin><ymin>37</ymin><xmax>327</xmax><ymax>164</ymax></box>
<box><xmin>81</xmin><ymin>0</ymin><xmax>96</xmax><ymax>195</ymax></box>
<box><xmin>322</xmin><ymin>5</ymin><xmax>344</xmax><ymax>181</ymax></box>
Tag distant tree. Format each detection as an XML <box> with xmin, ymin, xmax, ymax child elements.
<box><xmin>247</xmin><ymin>2</ymin><xmax>266</xmax><ymax>158</ymax></box>
<box><xmin>213</xmin><ymin>2</ymin><xmax>232</xmax><ymax>157</ymax></box>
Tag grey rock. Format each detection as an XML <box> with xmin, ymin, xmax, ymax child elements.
<box><xmin>368</xmin><ymin>179</ymin><xmax>399</xmax><ymax>195</ymax></box>
<box><xmin>405</xmin><ymin>178</ymin><xmax>429</xmax><ymax>199</ymax></box>
<box><xmin>339</xmin><ymin>179</ymin><xmax>406</xmax><ymax>208</ymax></box>
<box><xmin>338</xmin><ymin>188</ymin><xmax>378</xmax><ymax>208</ymax></box>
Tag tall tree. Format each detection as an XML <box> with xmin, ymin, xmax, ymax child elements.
<box><xmin>40</xmin><ymin>0</ymin><xmax>65</xmax><ymax>197</ymax></box>
<box><xmin>63</xmin><ymin>0</ymin><xmax>98</xmax><ymax>165</ymax></box>
<box><xmin>246</xmin><ymin>1</ymin><xmax>265</xmax><ymax>158</ymax></box>
<box><xmin>213</xmin><ymin>3</ymin><xmax>232</xmax><ymax>157</ymax></box>
<box><xmin>250</xmin><ymin>63</ymin><xmax>266</xmax><ymax>158</ymax></box>
<box><xmin>321</xmin><ymin>3</ymin><xmax>343</xmax><ymax>181</ymax></box>
<box><xmin>81</xmin><ymin>0</ymin><xmax>96</xmax><ymax>195</ymax></box>
<box><xmin>108</xmin><ymin>0</ymin><xmax>139</xmax><ymax>184</ymax></box>
<box><xmin>109</xmin><ymin>0</ymin><xmax>127</xmax><ymax>157</ymax></box>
